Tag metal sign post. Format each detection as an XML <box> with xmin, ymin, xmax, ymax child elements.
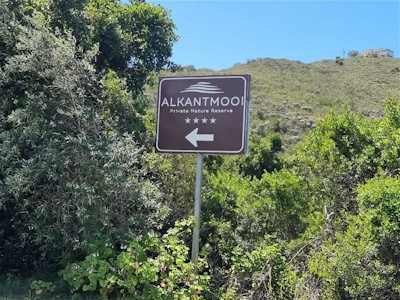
<box><xmin>191</xmin><ymin>154</ymin><xmax>203</xmax><ymax>273</ymax></box>
<box><xmin>154</xmin><ymin>74</ymin><xmax>251</xmax><ymax>274</ymax></box>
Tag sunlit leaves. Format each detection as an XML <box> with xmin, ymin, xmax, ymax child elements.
<box><xmin>0</xmin><ymin>3</ymin><xmax>168</xmax><ymax>274</ymax></box>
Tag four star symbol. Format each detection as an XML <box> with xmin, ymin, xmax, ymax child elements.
<box><xmin>184</xmin><ymin>117</ymin><xmax>216</xmax><ymax>124</ymax></box>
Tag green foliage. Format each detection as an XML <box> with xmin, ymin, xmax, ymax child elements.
<box><xmin>308</xmin><ymin>220</ymin><xmax>397</xmax><ymax>300</ymax></box>
<box><xmin>371</xmin><ymin>99</ymin><xmax>400</xmax><ymax>176</ymax></box>
<box><xmin>145</xmin><ymin>153</ymin><xmax>197</xmax><ymax>227</ymax></box>
<box><xmin>237</xmin><ymin>133</ymin><xmax>283</xmax><ymax>179</ymax></box>
<box><xmin>99</xmin><ymin>69</ymin><xmax>146</xmax><ymax>135</ymax></box>
<box><xmin>289</xmin><ymin>110</ymin><xmax>378</xmax><ymax>238</ymax></box>
<box><xmin>292</xmin><ymin>98</ymin><xmax>400</xmax><ymax>299</ymax></box>
<box><xmin>201</xmin><ymin>171</ymin><xmax>254</xmax><ymax>265</ymax></box>
<box><xmin>30</xmin><ymin>280</ymin><xmax>56</xmax><ymax>296</ymax></box>
<box><xmin>254</xmin><ymin>170</ymin><xmax>310</xmax><ymax>240</ymax></box>
<box><xmin>220</xmin><ymin>243</ymin><xmax>298</xmax><ymax>299</ymax></box>
<box><xmin>209</xmin><ymin>133</ymin><xmax>283</xmax><ymax>181</ymax></box>
<box><xmin>87</xmin><ymin>0</ymin><xmax>179</xmax><ymax>94</ymax></box>
<box><xmin>0</xmin><ymin>275</ymin><xmax>33</xmax><ymax>299</ymax></box>
<box><xmin>357</xmin><ymin>177</ymin><xmax>400</xmax><ymax>268</ymax></box>
<box><xmin>3</xmin><ymin>1</ymin><xmax>400</xmax><ymax>300</ymax></box>
<box><xmin>0</xmin><ymin>0</ymin><xmax>171</xmax><ymax>274</ymax></box>
<box><xmin>200</xmin><ymin>167</ymin><xmax>309</xmax><ymax>299</ymax></box>
<box><xmin>287</xmin><ymin>98</ymin><xmax>400</xmax><ymax>242</ymax></box>
<box><xmin>58</xmin><ymin>218</ymin><xmax>210</xmax><ymax>299</ymax></box>
<box><xmin>203</xmin><ymin>169</ymin><xmax>308</xmax><ymax>250</ymax></box>
<box><xmin>18</xmin><ymin>0</ymin><xmax>179</xmax><ymax>96</ymax></box>
<box><xmin>306</xmin><ymin>176</ymin><xmax>400</xmax><ymax>300</ymax></box>
<box><xmin>383</xmin><ymin>96</ymin><xmax>400</xmax><ymax>129</ymax></box>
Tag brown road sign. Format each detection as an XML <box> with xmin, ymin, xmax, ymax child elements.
<box><xmin>155</xmin><ymin>75</ymin><xmax>251</xmax><ymax>155</ymax></box>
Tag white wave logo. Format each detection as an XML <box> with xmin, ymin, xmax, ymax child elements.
<box><xmin>180</xmin><ymin>82</ymin><xmax>224</xmax><ymax>94</ymax></box>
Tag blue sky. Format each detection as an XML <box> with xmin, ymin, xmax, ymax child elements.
<box><xmin>145</xmin><ymin>1</ymin><xmax>399</xmax><ymax>70</ymax></box>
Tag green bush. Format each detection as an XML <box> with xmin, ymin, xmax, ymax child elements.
<box><xmin>219</xmin><ymin>243</ymin><xmax>298</xmax><ymax>300</ymax></box>
<box><xmin>57</xmin><ymin>218</ymin><xmax>210</xmax><ymax>299</ymax></box>
<box><xmin>0</xmin><ymin>2</ymin><xmax>171</xmax><ymax>274</ymax></box>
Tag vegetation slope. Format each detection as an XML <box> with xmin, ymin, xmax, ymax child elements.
<box><xmin>146</xmin><ymin>56</ymin><xmax>400</xmax><ymax>149</ymax></box>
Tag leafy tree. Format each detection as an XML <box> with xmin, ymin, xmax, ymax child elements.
<box><xmin>200</xmin><ymin>168</ymin><xmax>309</xmax><ymax>298</ymax></box>
<box><xmin>289</xmin><ymin>98</ymin><xmax>400</xmax><ymax>299</ymax></box>
<box><xmin>307</xmin><ymin>219</ymin><xmax>397</xmax><ymax>300</ymax></box>
<box><xmin>239</xmin><ymin>133</ymin><xmax>282</xmax><ymax>179</ymax></box>
<box><xmin>11</xmin><ymin>0</ymin><xmax>179</xmax><ymax>96</ymax></box>
<box><xmin>0</xmin><ymin>2</ymin><xmax>171</xmax><ymax>274</ymax></box>
<box><xmin>146</xmin><ymin>153</ymin><xmax>197</xmax><ymax>229</ymax></box>
<box><xmin>357</xmin><ymin>177</ymin><xmax>400</xmax><ymax>269</ymax></box>
<box><xmin>220</xmin><ymin>133</ymin><xmax>283</xmax><ymax>180</ymax></box>
<box><xmin>289</xmin><ymin>110</ymin><xmax>378</xmax><ymax>235</ymax></box>
<box><xmin>347</xmin><ymin>50</ymin><xmax>359</xmax><ymax>57</ymax></box>
<box><xmin>306</xmin><ymin>177</ymin><xmax>400</xmax><ymax>299</ymax></box>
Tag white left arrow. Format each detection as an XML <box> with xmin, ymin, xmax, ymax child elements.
<box><xmin>185</xmin><ymin>128</ymin><xmax>214</xmax><ymax>147</ymax></box>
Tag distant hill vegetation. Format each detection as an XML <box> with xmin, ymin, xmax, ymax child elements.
<box><xmin>145</xmin><ymin>56</ymin><xmax>400</xmax><ymax>150</ymax></box>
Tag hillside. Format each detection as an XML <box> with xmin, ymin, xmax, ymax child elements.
<box><xmin>145</xmin><ymin>56</ymin><xmax>400</xmax><ymax>149</ymax></box>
